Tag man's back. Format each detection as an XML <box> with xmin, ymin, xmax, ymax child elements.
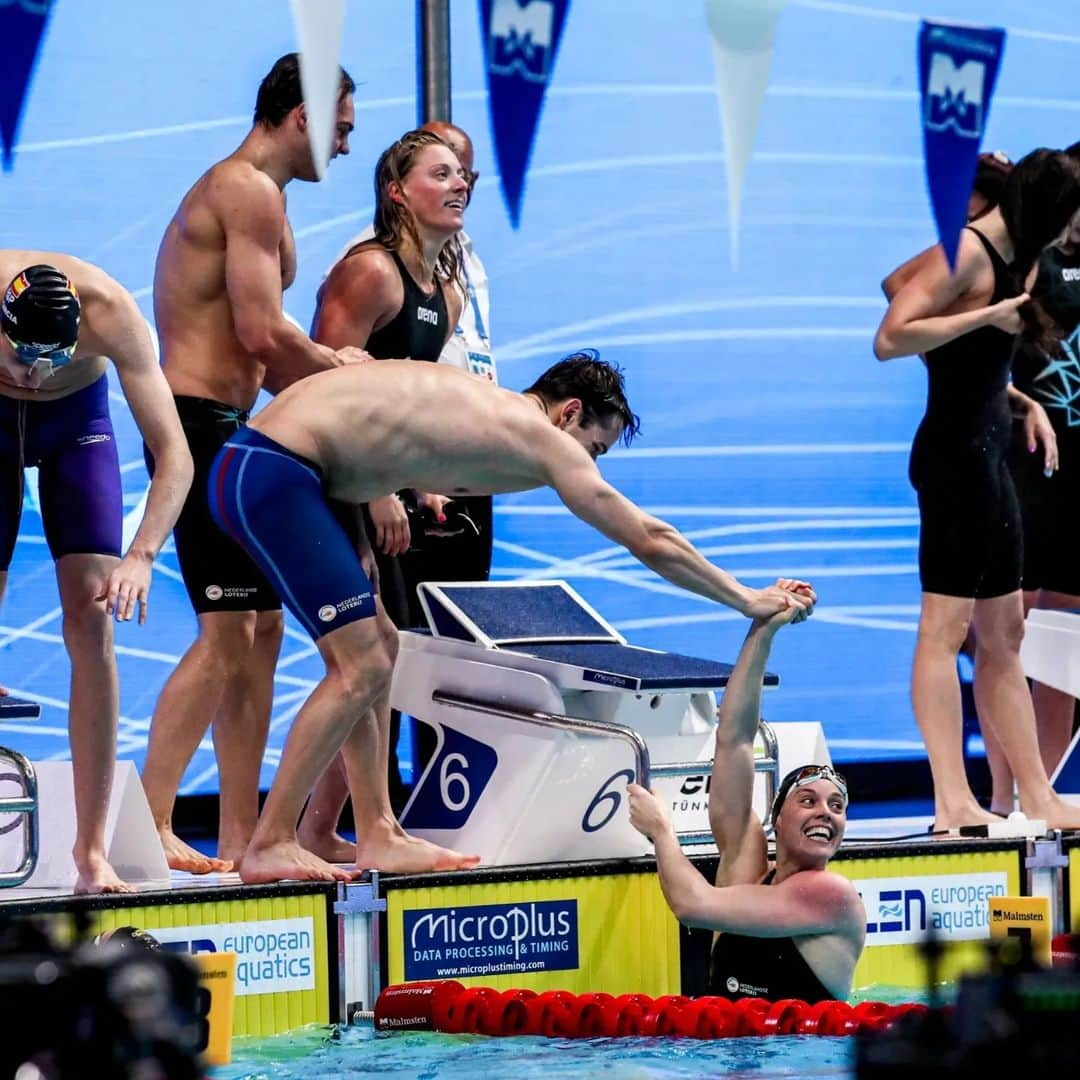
<box><xmin>153</xmin><ymin>157</ymin><xmax>295</xmax><ymax>409</ymax></box>
<box><xmin>251</xmin><ymin>361</ymin><xmax>551</xmax><ymax>503</ymax></box>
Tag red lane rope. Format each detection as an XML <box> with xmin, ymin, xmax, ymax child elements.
<box><xmin>373</xmin><ymin>982</ymin><xmax>928</xmax><ymax>1038</ymax></box>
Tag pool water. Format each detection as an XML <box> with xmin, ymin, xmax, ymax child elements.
<box><xmin>213</xmin><ymin>1023</ymin><xmax>853</xmax><ymax>1079</ymax></box>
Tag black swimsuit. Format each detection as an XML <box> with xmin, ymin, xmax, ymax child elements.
<box><xmin>707</xmin><ymin>870</ymin><xmax>834</xmax><ymax>1003</ymax></box>
<box><xmin>364</xmin><ymin>249</ymin><xmax>448</xmax><ymax>362</ymax></box>
<box><xmin>909</xmin><ymin>227</ymin><xmax>1022</xmax><ymax>599</ymax></box>
<box><xmin>1008</xmin><ymin>246</ymin><xmax>1080</xmax><ymax>594</ymax></box>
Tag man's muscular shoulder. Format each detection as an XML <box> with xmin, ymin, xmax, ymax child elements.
<box><xmin>203</xmin><ymin>160</ymin><xmax>284</xmax><ymax>229</ymax></box>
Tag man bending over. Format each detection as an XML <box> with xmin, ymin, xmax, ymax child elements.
<box><xmin>206</xmin><ymin>352</ymin><xmax>817</xmax><ymax>883</ymax></box>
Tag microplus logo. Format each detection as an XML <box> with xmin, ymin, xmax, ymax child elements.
<box><xmin>857</xmin><ymin>872</ymin><xmax>1007</xmax><ymax>946</ymax></box>
<box><xmin>150</xmin><ymin>917</ymin><xmax>316</xmax><ymax>995</ymax></box>
<box><xmin>404</xmin><ymin>899</ymin><xmax>578</xmax><ymax>980</ymax></box>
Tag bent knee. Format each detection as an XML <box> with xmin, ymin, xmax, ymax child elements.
<box><xmin>332</xmin><ymin>645</ymin><xmax>395</xmax><ymax>704</ymax></box>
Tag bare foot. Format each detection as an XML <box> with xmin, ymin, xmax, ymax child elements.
<box><xmin>931</xmin><ymin>802</ymin><xmax>1000</xmax><ymax>833</ymax></box>
<box><xmin>297</xmin><ymin>826</ymin><xmax>356</xmax><ymax>865</ymax></box>
<box><xmin>1024</xmin><ymin>794</ymin><xmax>1080</xmax><ymax>831</ymax></box>
<box><xmin>355</xmin><ymin>826</ymin><xmax>480</xmax><ymax>874</ymax></box>
<box><xmin>159</xmin><ymin>826</ymin><xmax>233</xmax><ymax>874</ymax></box>
<box><xmin>238</xmin><ymin>839</ymin><xmax>360</xmax><ymax>884</ymax></box>
<box><xmin>74</xmin><ymin>852</ymin><xmax>135</xmax><ymax>895</ymax></box>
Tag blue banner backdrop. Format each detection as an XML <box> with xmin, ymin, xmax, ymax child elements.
<box><xmin>918</xmin><ymin>20</ymin><xmax>1006</xmax><ymax>268</ymax></box>
<box><xmin>479</xmin><ymin>0</ymin><xmax>571</xmax><ymax>227</ymax></box>
<box><xmin>0</xmin><ymin>0</ymin><xmax>56</xmax><ymax>169</ymax></box>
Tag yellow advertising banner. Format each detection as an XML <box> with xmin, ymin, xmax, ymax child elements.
<box><xmin>93</xmin><ymin>891</ymin><xmax>331</xmax><ymax>1037</ymax></box>
<box><xmin>387</xmin><ymin>870</ymin><xmax>681</xmax><ymax>996</ymax></box>
<box><xmin>196</xmin><ymin>952</ymin><xmax>237</xmax><ymax>1066</ymax></box>
<box><xmin>831</xmin><ymin>846</ymin><xmax>1023</xmax><ymax>990</ymax></box>
<box><xmin>988</xmin><ymin>895</ymin><xmax>1051</xmax><ymax>968</ymax></box>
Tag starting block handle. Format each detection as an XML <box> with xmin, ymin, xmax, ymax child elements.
<box><xmin>0</xmin><ymin>746</ymin><xmax>39</xmax><ymax>887</ymax></box>
<box><xmin>651</xmin><ymin>718</ymin><xmax>780</xmax><ymax>847</ymax></box>
<box><xmin>431</xmin><ymin>690</ymin><xmax>653</xmax><ymax>787</ymax></box>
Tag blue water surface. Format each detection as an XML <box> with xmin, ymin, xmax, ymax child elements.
<box><xmin>214</xmin><ymin>1025</ymin><xmax>852</xmax><ymax>1080</ymax></box>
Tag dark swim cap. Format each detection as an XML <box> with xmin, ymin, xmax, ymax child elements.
<box><xmin>1</xmin><ymin>264</ymin><xmax>81</xmax><ymax>364</ymax></box>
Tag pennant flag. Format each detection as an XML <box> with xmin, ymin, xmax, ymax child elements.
<box><xmin>0</xmin><ymin>0</ymin><xmax>57</xmax><ymax>171</ymax></box>
<box><xmin>290</xmin><ymin>0</ymin><xmax>347</xmax><ymax>181</ymax></box>
<box><xmin>479</xmin><ymin>0</ymin><xmax>571</xmax><ymax>228</ymax></box>
<box><xmin>918</xmin><ymin>21</ymin><xmax>1005</xmax><ymax>269</ymax></box>
<box><xmin>705</xmin><ymin>0</ymin><xmax>788</xmax><ymax>267</ymax></box>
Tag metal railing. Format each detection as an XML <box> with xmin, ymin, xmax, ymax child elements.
<box><xmin>432</xmin><ymin>690</ymin><xmax>652</xmax><ymax>786</ymax></box>
<box><xmin>0</xmin><ymin>747</ymin><xmax>39</xmax><ymax>887</ymax></box>
<box><xmin>430</xmin><ymin>693</ymin><xmax>780</xmax><ymax>850</ymax></box>
<box><xmin>650</xmin><ymin>719</ymin><xmax>780</xmax><ymax>846</ymax></box>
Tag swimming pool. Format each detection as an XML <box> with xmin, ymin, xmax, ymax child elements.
<box><xmin>214</xmin><ymin>1023</ymin><xmax>852</xmax><ymax>1079</ymax></box>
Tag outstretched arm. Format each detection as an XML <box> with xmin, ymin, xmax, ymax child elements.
<box><xmin>628</xmin><ymin>783</ymin><xmax>862</xmax><ymax>936</ymax></box>
<box><xmin>549</xmin><ymin>444</ymin><xmax>815</xmax><ymax>619</ymax></box>
<box><xmin>78</xmin><ymin>276</ymin><xmax>193</xmax><ymax>622</ymax></box>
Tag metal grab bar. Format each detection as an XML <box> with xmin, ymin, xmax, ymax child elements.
<box><xmin>651</xmin><ymin>719</ymin><xmax>781</xmax><ymax>847</ymax></box>
<box><xmin>431</xmin><ymin>690</ymin><xmax>653</xmax><ymax>788</ymax></box>
<box><xmin>0</xmin><ymin>747</ymin><xmax>39</xmax><ymax>887</ymax></box>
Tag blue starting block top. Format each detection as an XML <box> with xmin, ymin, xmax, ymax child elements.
<box><xmin>422</xmin><ymin>582</ymin><xmax>617</xmax><ymax>645</ymax></box>
<box><xmin>0</xmin><ymin>697</ymin><xmax>41</xmax><ymax>721</ymax></box>
<box><xmin>518</xmin><ymin>642</ymin><xmax>779</xmax><ymax>691</ymax></box>
<box><xmin>416</xmin><ymin>581</ymin><xmax>778</xmax><ymax>692</ymax></box>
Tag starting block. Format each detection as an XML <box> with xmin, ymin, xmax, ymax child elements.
<box><xmin>392</xmin><ymin>581</ymin><xmax>831</xmax><ymax>865</ymax></box>
<box><xmin>1022</xmin><ymin>608</ymin><xmax>1080</xmax><ymax>799</ymax></box>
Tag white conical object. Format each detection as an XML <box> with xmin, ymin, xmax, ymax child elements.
<box><xmin>290</xmin><ymin>0</ymin><xmax>348</xmax><ymax>180</ymax></box>
<box><xmin>705</xmin><ymin>0</ymin><xmax>788</xmax><ymax>266</ymax></box>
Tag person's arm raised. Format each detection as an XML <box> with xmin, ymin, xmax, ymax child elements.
<box><xmin>708</xmin><ymin>609</ymin><xmax>802</xmax><ymax>871</ymax></box>
<box><xmin>874</xmin><ymin>231</ymin><xmax>1028</xmax><ymax>360</ymax></box>
<box><xmin>219</xmin><ymin>170</ymin><xmax>342</xmax><ymax>384</ymax></box>
<box><xmin>78</xmin><ymin>275</ymin><xmax>193</xmax><ymax>623</ymax></box>
<box><xmin>548</xmin><ymin>440</ymin><xmax>815</xmax><ymax>619</ymax></box>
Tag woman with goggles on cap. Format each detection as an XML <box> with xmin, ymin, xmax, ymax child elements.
<box><xmin>628</xmin><ymin>600</ymin><xmax>865</xmax><ymax>1003</ymax></box>
<box><xmin>0</xmin><ymin>252</ymin><xmax>192</xmax><ymax>893</ymax></box>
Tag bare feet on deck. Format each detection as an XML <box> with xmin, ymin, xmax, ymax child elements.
<box><xmin>931</xmin><ymin>801</ymin><xmax>1000</xmax><ymax>834</ymax></box>
<box><xmin>1024</xmin><ymin>794</ymin><xmax>1080</xmax><ymax>831</ymax></box>
<box><xmin>355</xmin><ymin>819</ymin><xmax>480</xmax><ymax>874</ymax></box>
<box><xmin>296</xmin><ymin>823</ymin><xmax>356</xmax><ymax>865</ymax></box>
<box><xmin>238</xmin><ymin>839</ymin><xmax>361</xmax><ymax>884</ymax></box>
<box><xmin>158</xmin><ymin>826</ymin><xmax>233</xmax><ymax>874</ymax></box>
<box><xmin>74</xmin><ymin>851</ymin><xmax>135</xmax><ymax>895</ymax></box>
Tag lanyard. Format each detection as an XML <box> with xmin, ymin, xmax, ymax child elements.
<box><xmin>459</xmin><ymin>247</ymin><xmax>489</xmax><ymax>347</ymax></box>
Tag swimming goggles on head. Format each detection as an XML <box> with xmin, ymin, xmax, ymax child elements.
<box><xmin>770</xmin><ymin>764</ymin><xmax>848</xmax><ymax>826</ymax></box>
<box><xmin>3</xmin><ymin>331</ymin><xmax>76</xmax><ymax>375</ymax></box>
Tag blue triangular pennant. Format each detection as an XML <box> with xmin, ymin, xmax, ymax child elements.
<box><xmin>918</xmin><ymin>20</ymin><xmax>1006</xmax><ymax>269</ymax></box>
<box><xmin>0</xmin><ymin>0</ymin><xmax>57</xmax><ymax>171</ymax></box>
<box><xmin>479</xmin><ymin>0</ymin><xmax>571</xmax><ymax>228</ymax></box>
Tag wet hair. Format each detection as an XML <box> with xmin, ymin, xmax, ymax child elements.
<box><xmin>371</xmin><ymin>129</ymin><xmax>462</xmax><ymax>288</ymax></box>
<box><xmin>971</xmin><ymin>151</ymin><xmax>1012</xmax><ymax>210</ymax></box>
<box><xmin>524</xmin><ymin>350</ymin><xmax>641</xmax><ymax>446</ymax></box>
<box><xmin>998</xmin><ymin>149</ymin><xmax>1080</xmax><ymax>351</ymax></box>
<box><xmin>1067</xmin><ymin>141</ymin><xmax>1080</xmax><ymax>162</ymax></box>
<box><xmin>253</xmin><ymin>53</ymin><xmax>355</xmax><ymax>128</ymax></box>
